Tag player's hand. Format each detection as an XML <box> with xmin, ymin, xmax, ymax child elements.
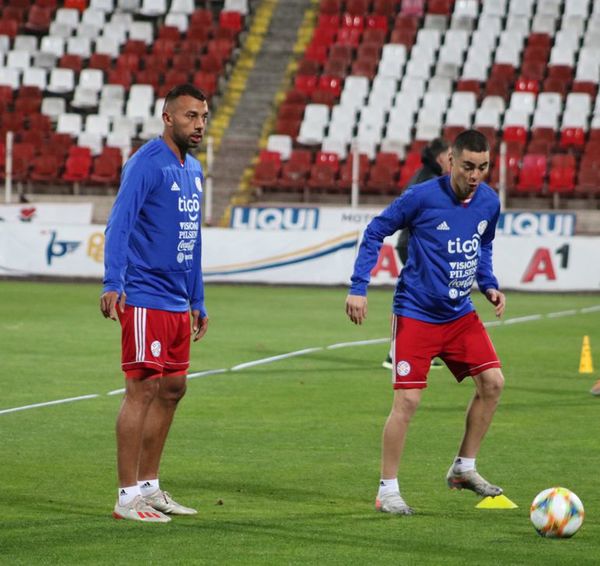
<box><xmin>192</xmin><ymin>310</ymin><xmax>209</xmax><ymax>342</ymax></box>
<box><xmin>486</xmin><ymin>288</ymin><xmax>506</xmax><ymax>318</ymax></box>
<box><xmin>100</xmin><ymin>291</ymin><xmax>126</xmax><ymax>320</ymax></box>
<box><xmin>345</xmin><ymin>294</ymin><xmax>368</xmax><ymax>325</ymax></box>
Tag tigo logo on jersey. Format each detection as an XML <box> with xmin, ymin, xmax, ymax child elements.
<box><xmin>178</xmin><ymin>193</ymin><xmax>200</xmax><ymax>221</ymax></box>
<box><xmin>396</xmin><ymin>360</ymin><xmax>411</xmax><ymax>376</ymax></box>
<box><xmin>447</xmin><ymin>234</ymin><xmax>480</xmax><ymax>260</ymax></box>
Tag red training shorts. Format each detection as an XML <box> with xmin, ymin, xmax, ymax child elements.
<box><xmin>118</xmin><ymin>305</ymin><xmax>191</xmax><ymax>379</ymax></box>
<box><xmin>391</xmin><ymin>311</ymin><xmax>501</xmax><ymax>390</ymax></box>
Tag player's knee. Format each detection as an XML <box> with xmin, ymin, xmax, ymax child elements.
<box><xmin>159</xmin><ymin>379</ymin><xmax>187</xmax><ymax>404</ymax></box>
<box><xmin>125</xmin><ymin>377</ymin><xmax>160</xmax><ymax>406</ymax></box>
<box><xmin>479</xmin><ymin>370</ymin><xmax>504</xmax><ymax>399</ymax></box>
<box><xmin>392</xmin><ymin>389</ymin><xmax>421</xmax><ymax>418</ymax></box>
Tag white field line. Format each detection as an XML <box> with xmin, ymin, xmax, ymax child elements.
<box><xmin>231</xmin><ymin>348</ymin><xmax>323</xmax><ymax>371</ymax></box>
<box><xmin>327</xmin><ymin>338</ymin><xmax>389</xmax><ymax>349</ymax></box>
<box><xmin>0</xmin><ymin>394</ymin><xmax>99</xmax><ymax>415</ymax></box>
<box><xmin>2</xmin><ymin>305</ymin><xmax>599</xmax><ymax>416</ymax></box>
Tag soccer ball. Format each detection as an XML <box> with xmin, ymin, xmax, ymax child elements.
<box><xmin>530</xmin><ymin>487</ymin><xmax>585</xmax><ymax>538</ymax></box>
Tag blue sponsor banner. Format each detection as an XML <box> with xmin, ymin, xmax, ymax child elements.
<box><xmin>230</xmin><ymin>206</ymin><xmax>319</xmax><ymax>230</ymax></box>
<box><xmin>496</xmin><ymin>212</ymin><xmax>576</xmax><ymax>236</ymax></box>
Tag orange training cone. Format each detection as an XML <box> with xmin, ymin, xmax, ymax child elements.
<box><xmin>579</xmin><ymin>336</ymin><xmax>594</xmax><ymax>374</ymax></box>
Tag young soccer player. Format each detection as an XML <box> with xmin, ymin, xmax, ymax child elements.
<box><xmin>346</xmin><ymin>129</ymin><xmax>506</xmax><ymax>515</ymax></box>
<box><xmin>100</xmin><ymin>84</ymin><xmax>210</xmax><ymax>522</ymax></box>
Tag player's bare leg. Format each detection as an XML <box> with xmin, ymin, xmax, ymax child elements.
<box><xmin>136</xmin><ymin>375</ymin><xmax>197</xmax><ymax>515</ymax></box>
<box><xmin>447</xmin><ymin>368</ymin><xmax>504</xmax><ymax>496</ymax></box>
<box><xmin>138</xmin><ymin>375</ymin><xmax>187</xmax><ymax>481</ymax></box>
<box><xmin>377</xmin><ymin>388</ymin><xmax>421</xmax><ymax>514</ymax></box>
<box><xmin>381</xmin><ymin>388</ymin><xmax>422</xmax><ymax>478</ymax></box>
<box><xmin>116</xmin><ymin>376</ymin><xmax>160</xmax><ymax>487</ymax></box>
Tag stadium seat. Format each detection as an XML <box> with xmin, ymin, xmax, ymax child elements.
<box><xmin>29</xmin><ymin>155</ymin><xmax>60</xmax><ymax>182</ymax></box>
<box><xmin>547</xmin><ymin>154</ymin><xmax>576</xmax><ymax>194</ymax></box>
<box><xmin>516</xmin><ymin>153</ymin><xmax>547</xmax><ymax>193</ymax></box>
<box><xmin>278</xmin><ymin>149</ymin><xmax>312</xmax><ymax>192</ymax></box>
<box><xmin>308</xmin><ymin>151</ymin><xmax>339</xmax><ymax>192</ymax></box>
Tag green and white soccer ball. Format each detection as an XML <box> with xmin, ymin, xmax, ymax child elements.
<box><xmin>530</xmin><ymin>487</ymin><xmax>584</xmax><ymax>538</ymax></box>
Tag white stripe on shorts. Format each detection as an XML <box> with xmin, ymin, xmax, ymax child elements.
<box><xmin>135</xmin><ymin>307</ymin><xmax>147</xmax><ymax>362</ymax></box>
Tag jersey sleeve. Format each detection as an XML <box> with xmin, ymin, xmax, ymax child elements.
<box><xmin>349</xmin><ymin>188</ymin><xmax>420</xmax><ymax>296</ymax></box>
<box><xmin>102</xmin><ymin>159</ymin><xmax>158</xmax><ymax>295</ymax></box>
<box><xmin>476</xmin><ymin>205</ymin><xmax>500</xmax><ymax>293</ymax></box>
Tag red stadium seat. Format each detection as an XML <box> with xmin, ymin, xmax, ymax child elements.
<box><xmin>346</xmin><ymin>0</ymin><xmax>368</xmax><ymax>15</ymax></box>
<box><xmin>427</xmin><ymin>0</ymin><xmax>452</xmax><ymax>15</ymax></box>
<box><xmin>59</xmin><ymin>54</ymin><xmax>83</xmax><ymax>72</ymax></box>
<box><xmin>548</xmin><ymin>154</ymin><xmax>575</xmax><ymax>194</ymax></box>
<box><xmin>219</xmin><ymin>11</ymin><xmax>243</xmax><ymax>33</ymax></box>
<box><xmin>29</xmin><ymin>155</ymin><xmax>60</xmax><ymax>182</ymax></box>
<box><xmin>503</xmin><ymin>126</ymin><xmax>528</xmax><ymax>147</ymax></box>
<box><xmin>528</xmin><ymin>127</ymin><xmax>556</xmax><ymax>154</ymax></box>
<box><xmin>335</xmin><ymin>27</ymin><xmax>362</xmax><ymax>47</ymax></box>
<box><xmin>294</xmin><ymin>74</ymin><xmax>318</xmax><ymax>96</ymax></box>
<box><xmin>308</xmin><ymin>151</ymin><xmax>339</xmax><ymax>192</ymax></box>
<box><xmin>373</xmin><ymin>0</ymin><xmax>398</xmax><ymax>16</ymax></box>
<box><xmin>317</xmin><ymin>13</ymin><xmax>339</xmax><ymax>29</ymax></box>
<box><xmin>62</xmin><ymin>150</ymin><xmax>92</xmax><ymax>182</ymax></box>
<box><xmin>90</xmin><ymin>155</ymin><xmax>120</xmax><ymax>185</ymax></box>
<box><xmin>193</xmin><ymin>71</ymin><xmax>218</xmax><ymax>98</ymax></box>
<box><xmin>278</xmin><ymin>149</ymin><xmax>312</xmax><ymax>192</ymax></box>
<box><xmin>24</xmin><ymin>4</ymin><xmax>52</xmax><ymax>33</ymax></box>
<box><xmin>514</xmin><ymin>77</ymin><xmax>539</xmax><ymax>95</ymax></box>
<box><xmin>559</xmin><ymin>127</ymin><xmax>585</xmax><ymax>151</ymax></box>
<box><xmin>89</xmin><ymin>53</ymin><xmax>112</xmax><ymax>71</ymax></box>
<box><xmin>516</xmin><ymin>153</ymin><xmax>547</xmax><ymax>193</ymax></box>
<box><xmin>456</xmin><ymin>79</ymin><xmax>481</xmax><ymax>99</ymax></box>
<box><xmin>366</xmin><ymin>14</ymin><xmax>388</xmax><ymax>31</ymax></box>
<box><xmin>571</xmin><ymin>81</ymin><xmax>597</xmax><ymax>97</ymax></box>
<box><xmin>341</xmin><ymin>14</ymin><xmax>364</xmax><ymax>31</ymax></box>
<box><xmin>251</xmin><ymin>160</ymin><xmax>280</xmax><ymax>190</ymax></box>
<box><xmin>398</xmin><ymin>150</ymin><xmax>422</xmax><ymax>188</ymax></box>
<box><xmin>319</xmin><ymin>0</ymin><xmax>341</xmax><ymax>14</ymax></box>
<box><xmin>336</xmin><ymin>153</ymin><xmax>369</xmax><ymax>192</ymax></box>
<box><xmin>116</xmin><ymin>53</ymin><xmax>140</xmax><ymax>71</ymax></box>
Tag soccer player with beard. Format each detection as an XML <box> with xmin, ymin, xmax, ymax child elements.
<box><xmin>101</xmin><ymin>84</ymin><xmax>209</xmax><ymax>522</ymax></box>
<box><xmin>346</xmin><ymin>129</ymin><xmax>506</xmax><ymax>515</ymax></box>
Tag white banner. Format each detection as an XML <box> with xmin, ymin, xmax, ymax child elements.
<box><xmin>0</xmin><ymin>224</ymin><xmax>598</xmax><ymax>291</ymax></box>
<box><xmin>0</xmin><ymin>203</ymin><xmax>93</xmax><ymax>224</ymax></box>
<box><xmin>230</xmin><ymin>206</ymin><xmax>577</xmax><ymax>236</ymax></box>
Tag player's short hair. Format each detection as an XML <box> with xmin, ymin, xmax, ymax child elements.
<box><xmin>452</xmin><ymin>129</ymin><xmax>489</xmax><ymax>156</ymax></box>
<box><xmin>163</xmin><ymin>83</ymin><xmax>206</xmax><ymax>111</ymax></box>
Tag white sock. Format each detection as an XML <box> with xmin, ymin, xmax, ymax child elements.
<box><xmin>378</xmin><ymin>478</ymin><xmax>400</xmax><ymax>498</ymax></box>
<box><xmin>118</xmin><ymin>485</ymin><xmax>141</xmax><ymax>506</ymax></box>
<box><xmin>138</xmin><ymin>478</ymin><xmax>160</xmax><ymax>496</ymax></box>
<box><xmin>453</xmin><ymin>457</ymin><xmax>476</xmax><ymax>473</ymax></box>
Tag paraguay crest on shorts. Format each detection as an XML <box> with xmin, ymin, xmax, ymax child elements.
<box><xmin>151</xmin><ymin>340</ymin><xmax>162</xmax><ymax>357</ymax></box>
<box><xmin>396</xmin><ymin>360</ymin><xmax>411</xmax><ymax>376</ymax></box>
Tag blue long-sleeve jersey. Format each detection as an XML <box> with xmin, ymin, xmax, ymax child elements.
<box><xmin>103</xmin><ymin>138</ymin><xmax>207</xmax><ymax>317</ymax></box>
<box><xmin>350</xmin><ymin>175</ymin><xmax>500</xmax><ymax>323</ymax></box>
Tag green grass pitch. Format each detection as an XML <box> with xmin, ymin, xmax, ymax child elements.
<box><xmin>1</xmin><ymin>281</ymin><xmax>599</xmax><ymax>565</ymax></box>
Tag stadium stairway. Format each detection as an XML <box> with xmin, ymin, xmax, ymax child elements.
<box><xmin>210</xmin><ymin>0</ymin><xmax>312</xmax><ymax>224</ymax></box>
